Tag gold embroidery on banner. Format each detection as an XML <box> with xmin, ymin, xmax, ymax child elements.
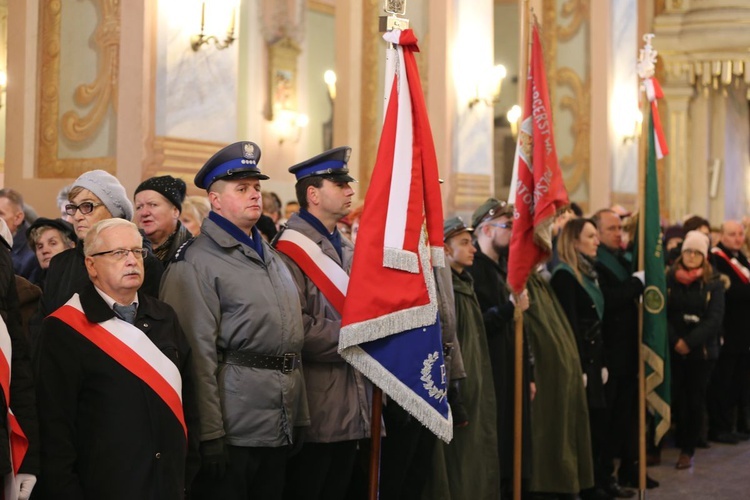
<box><xmin>37</xmin><ymin>0</ymin><xmax>118</xmax><ymax>178</ymax></box>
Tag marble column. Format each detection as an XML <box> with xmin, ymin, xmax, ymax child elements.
<box><xmin>661</xmin><ymin>84</ymin><xmax>693</xmax><ymax>222</ymax></box>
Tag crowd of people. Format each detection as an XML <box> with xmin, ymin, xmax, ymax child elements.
<box><xmin>0</xmin><ymin>141</ymin><xmax>747</xmax><ymax>499</ymax></box>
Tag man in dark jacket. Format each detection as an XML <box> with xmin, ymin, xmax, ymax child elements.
<box><xmin>708</xmin><ymin>220</ymin><xmax>750</xmax><ymax>443</ymax></box>
<box><xmin>36</xmin><ymin>218</ymin><xmax>199</xmax><ymax>499</ymax></box>
<box><xmin>592</xmin><ymin>209</ymin><xmax>647</xmax><ymax>495</ymax></box>
<box><xmin>0</xmin><ymin>189</ymin><xmax>41</xmax><ymax>285</ymax></box>
<box><xmin>0</xmin><ymin>230</ymin><xmax>39</xmax><ymax>499</ymax></box>
<box><xmin>466</xmin><ymin>198</ymin><xmax>532</xmax><ymax>499</ymax></box>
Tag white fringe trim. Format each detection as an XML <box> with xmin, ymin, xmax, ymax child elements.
<box><xmin>341</xmin><ymin>235</ymin><xmax>439</xmax><ymax>349</ymax></box>
<box><xmin>430</xmin><ymin>246</ymin><xmax>445</xmax><ymax>268</ymax></box>
<box><xmin>341</xmin><ymin>345</ymin><xmax>453</xmax><ymax>443</ymax></box>
<box><xmin>383</xmin><ymin>247</ymin><xmax>419</xmax><ymax>273</ymax></box>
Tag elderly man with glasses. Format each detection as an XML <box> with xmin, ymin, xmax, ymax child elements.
<box><xmin>37</xmin><ymin>170</ymin><xmax>164</xmax><ymax>323</ymax></box>
<box><xmin>35</xmin><ymin>218</ymin><xmax>199</xmax><ymax>499</ymax></box>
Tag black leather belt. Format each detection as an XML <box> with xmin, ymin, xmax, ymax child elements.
<box><xmin>217</xmin><ymin>350</ymin><xmax>301</xmax><ymax>373</ymax></box>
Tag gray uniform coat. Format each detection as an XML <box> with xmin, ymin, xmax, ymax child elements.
<box><xmin>274</xmin><ymin>214</ymin><xmax>371</xmax><ymax>442</ymax></box>
<box><xmin>160</xmin><ymin>217</ymin><xmax>309</xmax><ymax>448</ymax></box>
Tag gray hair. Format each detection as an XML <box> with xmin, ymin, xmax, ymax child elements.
<box><xmin>84</xmin><ymin>218</ymin><xmax>141</xmax><ymax>256</ymax></box>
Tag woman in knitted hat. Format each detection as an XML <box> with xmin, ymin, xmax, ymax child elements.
<box><xmin>134</xmin><ymin>175</ymin><xmax>192</xmax><ymax>265</ymax></box>
<box><xmin>666</xmin><ymin>230</ymin><xmax>725</xmax><ymax>470</ymax></box>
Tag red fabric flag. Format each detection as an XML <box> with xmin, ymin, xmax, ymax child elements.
<box><xmin>507</xmin><ymin>24</ymin><xmax>569</xmax><ymax>294</ymax></box>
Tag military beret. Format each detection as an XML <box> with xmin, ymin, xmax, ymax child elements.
<box><xmin>195</xmin><ymin>141</ymin><xmax>268</xmax><ymax>190</ymax></box>
<box><xmin>443</xmin><ymin>216</ymin><xmax>473</xmax><ymax>242</ymax></box>
<box><xmin>26</xmin><ymin>217</ymin><xmax>78</xmax><ymax>248</ymax></box>
<box><xmin>471</xmin><ymin>198</ymin><xmax>513</xmax><ymax>228</ymax></box>
<box><xmin>288</xmin><ymin>146</ymin><xmax>356</xmax><ymax>183</ymax></box>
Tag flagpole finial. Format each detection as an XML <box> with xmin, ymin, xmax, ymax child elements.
<box><xmin>637</xmin><ymin>33</ymin><xmax>658</xmax><ymax>80</ymax></box>
<box><xmin>380</xmin><ymin>0</ymin><xmax>409</xmax><ymax>32</ymax></box>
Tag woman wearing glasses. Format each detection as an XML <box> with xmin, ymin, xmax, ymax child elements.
<box><xmin>666</xmin><ymin>230</ymin><xmax>724</xmax><ymax>470</ymax></box>
<box><xmin>550</xmin><ymin>218</ymin><xmax>610</xmax><ymax>500</ymax></box>
<box><xmin>37</xmin><ymin>170</ymin><xmax>164</xmax><ymax>322</ymax></box>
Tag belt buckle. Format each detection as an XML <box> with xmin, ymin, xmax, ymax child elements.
<box><xmin>282</xmin><ymin>353</ymin><xmax>297</xmax><ymax>373</ymax></box>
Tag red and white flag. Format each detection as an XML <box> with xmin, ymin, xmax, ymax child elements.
<box><xmin>643</xmin><ymin>77</ymin><xmax>669</xmax><ymax>159</ymax></box>
<box><xmin>507</xmin><ymin>23</ymin><xmax>569</xmax><ymax>294</ymax></box>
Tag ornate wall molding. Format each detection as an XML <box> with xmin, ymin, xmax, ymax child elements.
<box><xmin>543</xmin><ymin>0</ymin><xmax>591</xmax><ymax>197</ymax></box>
<box><xmin>61</xmin><ymin>0</ymin><xmax>119</xmax><ymax>142</ymax></box>
<box><xmin>37</xmin><ymin>0</ymin><xmax>118</xmax><ymax>178</ymax></box>
<box><xmin>358</xmin><ymin>0</ymin><xmax>381</xmax><ymax>193</ymax></box>
<box><xmin>147</xmin><ymin>136</ymin><xmax>227</xmax><ymax>196</ymax></box>
<box><xmin>453</xmin><ymin>173</ymin><xmax>493</xmax><ymax>212</ymax></box>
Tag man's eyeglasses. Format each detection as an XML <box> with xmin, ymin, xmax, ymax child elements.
<box><xmin>90</xmin><ymin>248</ymin><xmax>148</xmax><ymax>261</ymax></box>
<box><xmin>65</xmin><ymin>202</ymin><xmax>103</xmax><ymax>216</ymax></box>
<box><xmin>488</xmin><ymin>222</ymin><xmax>513</xmax><ymax>230</ymax></box>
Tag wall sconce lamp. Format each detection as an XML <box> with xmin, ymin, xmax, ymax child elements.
<box><xmin>274</xmin><ymin>109</ymin><xmax>309</xmax><ymax>145</ymax></box>
<box><xmin>617</xmin><ymin>109</ymin><xmax>643</xmax><ymax>144</ymax></box>
<box><xmin>506</xmin><ymin>105</ymin><xmax>522</xmax><ymax>139</ymax></box>
<box><xmin>324</xmin><ymin>70</ymin><xmax>337</xmax><ymax>102</ymax></box>
<box><xmin>191</xmin><ymin>2</ymin><xmax>236</xmax><ymax>51</ymax></box>
<box><xmin>468</xmin><ymin>64</ymin><xmax>507</xmax><ymax>108</ymax></box>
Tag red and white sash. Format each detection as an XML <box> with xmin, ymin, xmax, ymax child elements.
<box><xmin>50</xmin><ymin>294</ymin><xmax>187</xmax><ymax>438</ymax></box>
<box><xmin>711</xmin><ymin>247</ymin><xmax>750</xmax><ymax>284</ymax></box>
<box><xmin>275</xmin><ymin>229</ymin><xmax>349</xmax><ymax>315</ymax></box>
<box><xmin>0</xmin><ymin>316</ymin><xmax>28</xmax><ymax>500</ymax></box>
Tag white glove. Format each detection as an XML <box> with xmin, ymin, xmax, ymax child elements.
<box><xmin>16</xmin><ymin>473</ymin><xmax>36</xmax><ymax>500</ymax></box>
<box><xmin>602</xmin><ymin>367</ymin><xmax>609</xmax><ymax>385</ymax></box>
<box><xmin>583</xmin><ymin>373</ymin><xmax>588</xmax><ymax>388</ymax></box>
<box><xmin>632</xmin><ymin>270</ymin><xmax>645</xmax><ymax>285</ymax></box>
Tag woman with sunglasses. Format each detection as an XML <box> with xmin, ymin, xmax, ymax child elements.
<box><xmin>666</xmin><ymin>230</ymin><xmax>724</xmax><ymax>470</ymax></box>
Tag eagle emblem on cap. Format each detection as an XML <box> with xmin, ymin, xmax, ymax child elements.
<box><xmin>344</xmin><ymin>149</ymin><xmax>351</xmax><ymax>163</ymax></box>
<box><xmin>243</xmin><ymin>143</ymin><xmax>256</xmax><ymax>162</ymax></box>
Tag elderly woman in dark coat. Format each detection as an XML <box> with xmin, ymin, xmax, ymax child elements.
<box><xmin>134</xmin><ymin>175</ymin><xmax>192</xmax><ymax>265</ymax></box>
<box><xmin>667</xmin><ymin>230</ymin><xmax>724</xmax><ymax>470</ymax></box>
<box><xmin>551</xmin><ymin>218</ymin><xmax>609</xmax><ymax>500</ymax></box>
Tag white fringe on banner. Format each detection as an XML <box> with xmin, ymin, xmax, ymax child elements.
<box><xmin>383</xmin><ymin>247</ymin><xmax>420</xmax><ymax>273</ymax></box>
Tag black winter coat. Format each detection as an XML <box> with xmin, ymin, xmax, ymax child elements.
<box><xmin>36</xmin><ymin>283</ymin><xmax>200</xmax><ymax>499</ymax></box>
<box><xmin>712</xmin><ymin>242</ymin><xmax>750</xmax><ymax>352</ymax></box>
<box><xmin>550</xmin><ymin>269</ymin><xmax>606</xmax><ymax>409</ymax></box>
<box><xmin>666</xmin><ymin>272</ymin><xmax>724</xmax><ymax>360</ymax></box>
<box><xmin>594</xmin><ymin>251</ymin><xmax>643</xmax><ymax>377</ymax></box>
<box><xmin>0</xmin><ymin>246</ymin><xmax>39</xmax><ymax>476</ymax></box>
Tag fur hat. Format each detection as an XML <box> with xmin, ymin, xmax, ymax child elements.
<box><xmin>682</xmin><ymin>230</ymin><xmax>710</xmax><ymax>257</ymax></box>
<box><xmin>73</xmin><ymin>170</ymin><xmax>134</xmax><ymax>221</ymax></box>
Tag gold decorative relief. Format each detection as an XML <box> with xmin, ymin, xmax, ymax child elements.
<box><xmin>454</xmin><ymin>173</ymin><xmax>493</xmax><ymax>212</ymax></box>
<box><xmin>558</xmin><ymin>0</ymin><xmax>589</xmax><ymax>42</ymax></box>
<box><xmin>61</xmin><ymin>0</ymin><xmax>120</xmax><ymax>142</ymax></box>
<box><xmin>147</xmin><ymin>136</ymin><xmax>228</xmax><ymax>196</ymax></box>
<box><xmin>557</xmin><ymin>68</ymin><xmax>590</xmax><ymax>192</ymax></box>
<box><xmin>37</xmin><ymin>0</ymin><xmax>118</xmax><ymax>178</ymax></box>
<box><xmin>358</xmin><ymin>0</ymin><xmax>381</xmax><ymax>193</ymax></box>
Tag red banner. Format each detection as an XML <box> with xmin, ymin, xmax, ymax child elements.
<box><xmin>507</xmin><ymin>24</ymin><xmax>569</xmax><ymax>294</ymax></box>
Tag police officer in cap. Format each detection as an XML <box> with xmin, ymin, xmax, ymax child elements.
<box><xmin>160</xmin><ymin>142</ymin><xmax>308</xmax><ymax>500</ymax></box>
<box><xmin>272</xmin><ymin>146</ymin><xmax>372</xmax><ymax>500</ymax></box>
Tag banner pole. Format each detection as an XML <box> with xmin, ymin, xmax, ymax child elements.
<box><xmin>368</xmin><ymin>387</ymin><xmax>383</xmax><ymax>500</ymax></box>
<box><xmin>512</xmin><ymin>301</ymin><xmax>524</xmax><ymax>500</ymax></box>
<box><xmin>636</xmin><ymin>105</ymin><xmax>648</xmax><ymax>498</ymax></box>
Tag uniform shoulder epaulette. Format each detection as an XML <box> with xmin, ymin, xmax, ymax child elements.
<box><xmin>172</xmin><ymin>237</ymin><xmax>197</xmax><ymax>262</ymax></box>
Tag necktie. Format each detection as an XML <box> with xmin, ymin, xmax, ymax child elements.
<box><xmin>113</xmin><ymin>303</ymin><xmax>137</xmax><ymax>324</ymax></box>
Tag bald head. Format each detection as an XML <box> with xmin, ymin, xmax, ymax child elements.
<box><xmin>721</xmin><ymin>220</ymin><xmax>745</xmax><ymax>252</ymax></box>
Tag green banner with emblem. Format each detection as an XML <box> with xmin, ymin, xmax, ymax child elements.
<box><xmin>642</xmin><ymin>112</ymin><xmax>671</xmax><ymax>445</ymax></box>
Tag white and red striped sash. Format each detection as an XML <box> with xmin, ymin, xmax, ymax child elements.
<box><xmin>50</xmin><ymin>294</ymin><xmax>187</xmax><ymax>438</ymax></box>
<box><xmin>275</xmin><ymin>229</ymin><xmax>349</xmax><ymax>315</ymax></box>
<box><xmin>0</xmin><ymin>316</ymin><xmax>28</xmax><ymax>500</ymax></box>
<box><xmin>711</xmin><ymin>247</ymin><xmax>750</xmax><ymax>284</ymax></box>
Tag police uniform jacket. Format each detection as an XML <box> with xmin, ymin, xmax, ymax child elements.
<box><xmin>274</xmin><ymin>214</ymin><xmax>370</xmax><ymax>443</ymax></box>
<box><xmin>0</xmin><ymin>246</ymin><xmax>39</xmax><ymax>478</ymax></box>
<box><xmin>36</xmin><ymin>282</ymin><xmax>200</xmax><ymax>500</ymax></box>
<box><xmin>160</xmin><ymin>216</ymin><xmax>309</xmax><ymax>448</ymax></box>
